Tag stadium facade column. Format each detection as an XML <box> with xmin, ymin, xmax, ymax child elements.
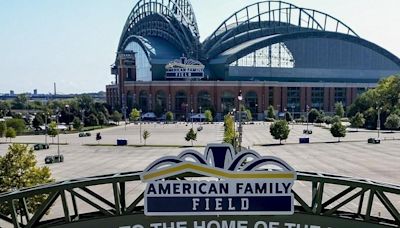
<box><xmin>273</xmin><ymin>87</ymin><xmax>282</xmax><ymax>111</ymax></box>
<box><xmin>281</xmin><ymin>87</ymin><xmax>288</xmax><ymax>111</ymax></box>
<box><xmin>329</xmin><ymin>88</ymin><xmax>336</xmax><ymax>112</ymax></box>
<box><xmin>346</xmin><ymin>87</ymin><xmax>353</xmax><ymax>106</ymax></box>
<box><xmin>300</xmin><ymin>87</ymin><xmax>306</xmax><ymax>112</ymax></box>
<box><xmin>324</xmin><ymin>87</ymin><xmax>330</xmax><ymax>112</ymax></box>
<box><xmin>306</xmin><ymin>87</ymin><xmax>312</xmax><ymax>109</ymax></box>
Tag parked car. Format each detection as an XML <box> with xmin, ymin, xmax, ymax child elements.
<box><xmin>34</xmin><ymin>143</ymin><xmax>50</xmax><ymax>150</ymax></box>
<box><xmin>197</xmin><ymin>126</ymin><xmax>203</xmax><ymax>132</ymax></box>
<box><xmin>45</xmin><ymin>155</ymin><xmax>64</xmax><ymax>164</ymax></box>
<box><xmin>368</xmin><ymin>138</ymin><xmax>381</xmax><ymax>144</ymax></box>
<box><xmin>79</xmin><ymin>132</ymin><xmax>91</xmax><ymax>137</ymax></box>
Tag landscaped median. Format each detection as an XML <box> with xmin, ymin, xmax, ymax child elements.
<box><xmin>83</xmin><ymin>143</ymin><xmax>205</xmax><ymax>148</ymax></box>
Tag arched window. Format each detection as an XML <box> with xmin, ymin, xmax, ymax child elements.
<box><xmin>175</xmin><ymin>91</ymin><xmax>188</xmax><ymax>115</ymax></box>
<box><xmin>155</xmin><ymin>90</ymin><xmax>167</xmax><ymax>117</ymax></box>
<box><xmin>221</xmin><ymin>91</ymin><xmax>235</xmax><ymax>114</ymax></box>
<box><xmin>245</xmin><ymin>91</ymin><xmax>258</xmax><ymax>116</ymax></box>
<box><xmin>139</xmin><ymin>90</ymin><xmax>148</xmax><ymax>112</ymax></box>
<box><xmin>126</xmin><ymin>91</ymin><xmax>134</xmax><ymax>110</ymax></box>
<box><xmin>197</xmin><ymin>91</ymin><xmax>212</xmax><ymax>112</ymax></box>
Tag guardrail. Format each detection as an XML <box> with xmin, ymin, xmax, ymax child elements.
<box><xmin>0</xmin><ymin>171</ymin><xmax>399</xmax><ymax>227</ymax></box>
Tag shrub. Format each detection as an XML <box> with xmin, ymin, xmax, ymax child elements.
<box><xmin>269</xmin><ymin>120</ymin><xmax>290</xmax><ymax>144</ymax></box>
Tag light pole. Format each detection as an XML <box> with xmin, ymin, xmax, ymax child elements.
<box><xmin>44</xmin><ymin>112</ymin><xmax>48</xmax><ymax>144</ymax></box>
<box><xmin>191</xmin><ymin>109</ymin><xmax>194</xmax><ymax>128</ymax></box>
<box><xmin>377</xmin><ymin>107</ymin><xmax>382</xmax><ymax>139</ymax></box>
<box><xmin>139</xmin><ymin>109</ymin><xmax>142</xmax><ymax>143</ymax></box>
<box><xmin>237</xmin><ymin>90</ymin><xmax>243</xmax><ymax>152</ymax></box>
<box><xmin>291</xmin><ymin>105</ymin><xmax>295</xmax><ymax>128</ymax></box>
<box><xmin>255</xmin><ymin>104</ymin><xmax>258</xmax><ymax>121</ymax></box>
<box><xmin>199</xmin><ymin>106</ymin><xmax>202</xmax><ymax>123</ymax></box>
<box><xmin>232</xmin><ymin>108</ymin><xmax>236</xmax><ymax>149</ymax></box>
<box><xmin>56</xmin><ymin>109</ymin><xmax>61</xmax><ymax>158</ymax></box>
<box><xmin>306</xmin><ymin>105</ymin><xmax>310</xmax><ymax>132</ymax></box>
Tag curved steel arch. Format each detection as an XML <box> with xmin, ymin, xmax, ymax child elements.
<box><xmin>127</xmin><ymin>12</ymin><xmax>191</xmax><ymax>52</ymax></box>
<box><xmin>203</xmin><ymin>1</ymin><xmax>358</xmax><ymax>55</ymax></box>
<box><xmin>118</xmin><ymin>0</ymin><xmax>199</xmax><ymax>53</ymax></box>
<box><xmin>215</xmin><ymin>31</ymin><xmax>400</xmax><ymax>67</ymax></box>
<box><xmin>0</xmin><ymin>171</ymin><xmax>400</xmax><ymax>227</ymax></box>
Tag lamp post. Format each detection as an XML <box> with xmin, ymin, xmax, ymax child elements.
<box><xmin>255</xmin><ymin>104</ymin><xmax>258</xmax><ymax>121</ymax></box>
<box><xmin>80</xmin><ymin>109</ymin><xmax>85</xmax><ymax>130</ymax></box>
<box><xmin>44</xmin><ymin>112</ymin><xmax>48</xmax><ymax>144</ymax></box>
<box><xmin>306</xmin><ymin>105</ymin><xmax>310</xmax><ymax>132</ymax></box>
<box><xmin>237</xmin><ymin>90</ymin><xmax>243</xmax><ymax>152</ymax></box>
<box><xmin>291</xmin><ymin>105</ymin><xmax>295</xmax><ymax>126</ymax></box>
<box><xmin>139</xmin><ymin>109</ymin><xmax>142</xmax><ymax>143</ymax></box>
<box><xmin>199</xmin><ymin>106</ymin><xmax>202</xmax><ymax>123</ymax></box>
<box><xmin>377</xmin><ymin>107</ymin><xmax>382</xmax><ymax>139</ymax></box>
<box><xmin>191</xmin><ymin>109</ymin><xmax>194</xmax><ymax>128</ymax></box>
<box><xmin>232</xmin><ymin>108</ymin><xmax>236</xmax><ymax>149</ymax></box>
<box><xmin>56</xmin><ymin>109</ymin><xmax>61</xmax><ymax>158</ymax></box>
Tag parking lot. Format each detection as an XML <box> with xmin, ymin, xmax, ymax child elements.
<box><xmin>1</xmin><ymin>122</ymin><xmax>400</xmax><ymax>224</ymax></box>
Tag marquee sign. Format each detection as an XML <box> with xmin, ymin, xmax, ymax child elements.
<box><xmin>141</xmin><ymin>144</ymin><xmax>296</xmax><ymax>216</ymax></box>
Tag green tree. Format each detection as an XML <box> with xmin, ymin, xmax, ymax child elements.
<box><xmin>111</xmin><ymin>111</ymin><xmax>122</xmax><ymax>124</ymax></box>
<box><xmin>97</xmin><ymin>112</ymin><xmax>107</xmax><ymax>126</ymax></box>
<box><xmin>223</xmin><ymin>114</ymin><xmax>236</xmax><ymax>146</ymax></box>
<box><xmin>308</xmin><ymin>109</ymin><xmax>321</xmax><ymax>123</ymax></box>
<box><xmin>72</xmin><ymin>117</ymin><xmax>82</xmax><ymax>131</ymax></box>
<box><xmin>270</xmin><ymin>120</ymin><xmax>290</xmax><ymax>144</ymax></box>
<box><xmin>48</xmin><ymin>121</ymin><xmax>58</xmax><ymax>143</ymax></box>
<box><xmin>5</xmin><ymin>128</ymin><xmax>16</xmax><ymax>142</ymax></box>
<box><xmin>330</xmin><ymin>122</ymin><xmax>346</xmax><ymax>142</ymax></box>
<box><xmin>335</xmin><ymin>102</ymin><xmax>345</xmax><ymax>118</ymax></box>
<box><xmin>166</xmin><ymin>111</ymin><xmax>174</xmax><ymax>122</ymax></box>
<box><xmin>0</xmin><ymin>144</ymin><xmax>54</xmax><ymax>215</ymax></box>
<box><xmin>185</xmin><ymin>128</ymin><xmax>197</xmax><ymax>146</ymax></box>
<box><xmin>204</xmin><ymin>110</ymin><xmax>213</xmax><ymax>123</ymax></box>
<box><xmin>332</xmin><ymin>115</ymin><xmax>341</xmax><ymax>124</ymax></box>
<box><xmin>5</xmin><ymin>118</ymin><xmax>26</xmax><ymax>134</ymax></box>
<box><xmin>323</xmin><ymin>116</ymin><xmax>333</xmax><ymax>125</ymax></box>
<box><xmin>12</xmin><ymin>94</ymin><xmax>28</xmax><ymax>109</ymax></box>
<box><xmin>32</xmin><ymin>114</ymin><xmax>44</xmax><ymax>129</ymax></box>
<box><xmin>245</xmin><ymin>109</ymin><xmax>252</xmax><ymax>121</ymax></box>
<box><xmin>385</xmin><ymin>114</ymin><xmax>400</xmax><ymax>133</ymax></box>
<box><xmin>86</xmin><ymin>113</ymin><xmax>99</xmax><ymax>126</ymax></box>
<box><xmin>130</xmin><ymin>108</ymin><xmax>141</xmax><ymax>121</ymax></box>
<box><xmin>143</xmin><ymin>130</ymin><xmax>150</xmax><ymax>145</ymax></box>
<box><xmin>266</xmin><ymin>105</ymin><xmax>275</xmax><ymax>119</ymax></box>
<box><xmin>350</xmin><ymin>112</ymin><xmax>365</xmax><ymax>131</ymax></box>
<box><xmin>0</xmin><ymin>121</ymin><xmax>6</xmax><ymax>138</ymax></box>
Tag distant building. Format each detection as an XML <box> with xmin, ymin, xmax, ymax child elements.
<box><xmin>10</xmin><ymin>90</ymin><xmax>14</xmax><ymax>96</ymax></box>
<box><xmin>33</xmin><ymin>89</ymin><xmax>38</xmax><ymax>96</ymax></box>
<box><xmin>106</xmin><ymin>0</ymin><xmax>400</xmax><ymax>120</ymax></box>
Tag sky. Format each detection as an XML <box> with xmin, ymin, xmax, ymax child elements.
<box><xmin>0</xmin><ymin>0</ymin><xmax>399</xmax><ymax>94</ymax></box>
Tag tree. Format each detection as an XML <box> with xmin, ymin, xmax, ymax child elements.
<box><xmin>32</xmin><ymin>114</ymin><xmax>44</xmax><ymax>129</ymax></box>
<box><xmin>245</xmin><ymin>109</ymin><xmax>252</xmax><ymax>121</ymax></box>
<box><xmin>5</xmin><ymin>128</ymin><xmax>16</xmax><ymax>142</ymax></box>
<box><xmin>143</xmin><ymin>130</ymin><xmax>150</xmax><ymax>145</ymax></box>
<box><xmin>204</xmin><ymin>110</ymin><xmax>213</xmax><ymax>123</ymax></box>
<box><xmin>166</xmin><ymin>111</ymin><xmax>174</xmax><ymax>122</ymax></box>
<box><xmin>5</xmin><ymin>118</ymin><xmax>26</xmax><ymax>134</ymax></box>
<box><xmin>385</xmin><ymin>114</ymin><xmax>400</xmax><ymax>133</ymax></box>
<box><xmin>332</xmin><ymin>115</ymin><xmax>341</xmax><ymax>124</ymax></box>
<box><xmin>0</xmin><ymin>121</ymin><xmax>6</xmax><ymax>138</ymax></box>
<box><xmin>330</xmin><ymin>122</ymin><xmax>346</xmax><ymax>142</ymax></box>
<box><xmin>266</xmin><ymin>105</ymin><xmax>275</xmax><ymax>119</ymax></box>
<box><xmin>111</xmin><ymin>111</ymin><xmax>122</xmax><ymax>124</ymax></box>
<box><xmin>335</xmin><ymin>102</ymin><xmax>345</xmax><ymax>118</ymax></box>
<box><xmin>130</xmin><ymin>108</ymin><xmax>141</xmax><ymax>121</ymax></box>
<box><xmin>97</xmin><ymin>112</ymin><xmax>107</xmax><ymax>126</ymax></box>
<box><xmin>12</xmin><ymin>94</ymin><xmax>28</xmax><ymax>109</ymax></box>
<box><xmin>308</xmin><ymin>109</ymin><xmax>321</xmax><ymax>123</ymax></box>
<box><xmin>223</xmin><ymin>114</ymin><xmax>235</xmax><ymax>146</ymax></box>
<box><xmin>86</xmin><ymin>113</ymin><xmax>99</xmax><ymax>126</ymax></box>
<box><xmin>72</xmin><ymin>117</ymin><xmax>82</xmax><ymax>131</ymax></box>
<box><xmin>270</xmin><ymin>120</ymin><xmax>290</xmax><ymax>144</ymax></box>
<box><xmin>48</xmin><ymin>121</ymin><xmax>58</xmax><ymax>143</ymax></box>
<box><xmin>185</xmin><ymin>128</ymin><xmax>197</xmax><ymax>146</ymax></box>
<box><xmin>350</xmin><ymin>112</ymin><xmax>365</xmax><ymax>131</ymax></box>
<box><xmin>0</xmin><ymin>144</ymin><xmax>54</xmax><ymax>215</ymax></box>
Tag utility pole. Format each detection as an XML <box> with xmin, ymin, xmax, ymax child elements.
<box><xmin>237</xmin><ymin>90</ymin><xmax>243</xmax><ymax>153</ymax></box>
<box><xmin>377</xmin><ymin>107</ymin><xmax>382</xmax><ymax>139</ymax></box>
